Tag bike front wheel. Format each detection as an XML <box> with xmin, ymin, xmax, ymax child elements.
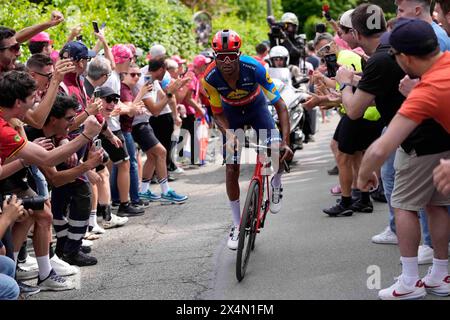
<box><xmin>236</xmin><ymin>179</ymin><xmax>259</xmax><ymax>282</ymax></box>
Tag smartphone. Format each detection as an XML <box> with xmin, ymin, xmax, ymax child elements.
<box><xmin>93</xmin><ymin>21</ymin><xmax>99</xmax><ymax>33</ymax></box>
<box><xmin>94</xmin><ymin>139</ymin><xmax>102</xmax><ymax>151</ymax></box>
<box><xmin>315</xmin><ymin>23</ymin><xmax>326</xmax><ymax>34</ymax></box>
<box><xmin>144</xmin><ymin>75</ymin><xmax>153</xmax><ymax>85</ymax></box>
<box><xmin>324</xmin><ymin>54</ymin><xmax>339</xmax><ymax>78</ymax></box>
<box><xmin>93</xmin><ymin>88</ymin><xmax>101</xmax><ymax>98</ymax></box>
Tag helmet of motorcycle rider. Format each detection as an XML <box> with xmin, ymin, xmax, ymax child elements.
<box><xmin>281</xmin><ymin>12</ymin><xmax>299</xmax><ymax>28</ymax></box>
<box><xmin>269</xmin><ymin>45</ymin><xmax>290</xmax><ymax>67</ymax></box>
<box><xmin>212</xmin><ymin>30</ymin><xmax>242</xmax><ymax>53</ymax></box>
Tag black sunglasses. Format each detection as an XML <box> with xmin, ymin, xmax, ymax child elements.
<box><xmin>64</xmin><ymin>115</ymin><xmax>76</xmax><ymax>122</ymax></box>
<box><xmin>34</xmin><ymin>71</ymin><xmax>53</xmax><ymax>80</ymax></box>
<box><xmin>105</xmin><ymin>96</ymin><xmax>119</xmax><ymax>104</ymax></box>
<box><xmin>0</xmin><ymin>42</ymin><xmax>20</xmax><ymax>52</ymax></box>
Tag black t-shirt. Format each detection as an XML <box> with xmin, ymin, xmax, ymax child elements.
<box><xmin>358</xmin><ymin>44</ymin><xmax>450</xmax><ymax>156</ymax></box>
<box><xmin>358</xmin><ymin>44</ymin><xmax>406</xmax><ymax>126</ymax></box>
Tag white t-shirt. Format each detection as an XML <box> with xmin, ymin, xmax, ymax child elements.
<box><xmin>103</xmin><ymin>71</ymin><xmax>122</xmax><ymax>132</ymax></box>
<box><xmin>139</xmin><ymin>67</ymin><xmax>172</xmax><ymax>116</ymax></box>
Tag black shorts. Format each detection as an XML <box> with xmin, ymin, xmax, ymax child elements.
<box><xmin>131</xmin><ymin>122</ymin><xmax>160</xmax><ymax>152</ymax></box>
<box><xmin>99</xmin><ymin>130</ymin><xmax>129</xmax><ymax>164</ymax></box>
<box><xmin>333</xmin><ymin>115</ymin><xmax>383</xmax><ymax>155</ymax></box>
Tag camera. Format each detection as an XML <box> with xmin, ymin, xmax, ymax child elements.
<box><xmin>4</xmin><ymin>194</ymin><xmax>46</xmax><ymax>211</ymax></box>
<box><xmin>267</xmin><ymin>16</ymin><xmax>285</xmax><ymax>40</ymax></box>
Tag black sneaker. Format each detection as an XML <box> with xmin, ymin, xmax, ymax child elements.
<box><xmin>111</xmin><ymin>201</ymin><xmax>120</xmax><ymax>208</ymax></box>
<box><xmin>327</xmin><ymin>166</ymin><xmax>339</xmax><ymax>175</ymax></box>
<box><xmin>370</xmin><ymin>188</ymin><xmax>387</xmax><ymax>203</ymax></box>
<box><xmin>117</xmin><ymin>202</ymin><xmax>145</xmax><ymax>217</ymax></box>
<box><xmin>63</xmin><ymin>251</ymin><xmax>97</xmax><ymax>267</ymax></box>
<box><xmin>17</xmin><ymin>281</ymin><xmax>41</xmax><ymax>298</ymax></box>
<box><xmin>80</xmin><ymin>245</ymin><xmax>91</xmax><ymax>254</ymax></box>
<box><xmin>132</xmin><ymin>199</ymin><xmax>150</xmax><ymax>209</ymax></box>
<box><xmin>323</xmin><ymin>203</ymin><xmax>353</xmax><ymax>217</ymax></box>
<box><xmin>350</xmin><ymin>199</ymin><xmax>373</xmax><ymax>213</ymax></box>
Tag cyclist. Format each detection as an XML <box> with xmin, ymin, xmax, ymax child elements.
<box><xmin>201</xmin><ymin>30</ymin><xmax>293</xmax><ymax>250</ymax></box>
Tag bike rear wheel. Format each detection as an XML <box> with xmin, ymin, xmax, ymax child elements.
<box><xmin>236</xmin><ymin>180</ymin><xmax>259</xmax><ymax>282</ymax></box>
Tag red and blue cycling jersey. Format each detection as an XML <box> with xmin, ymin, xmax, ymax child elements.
<box><xmin>201</xmin><ymin>55</ymin><xmax>282</xmax><ymax>114</ymax></box>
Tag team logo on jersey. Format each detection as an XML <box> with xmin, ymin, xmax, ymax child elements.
<box><xmin>14</xmin><ymin>134</ymin><xmax>21</xmax><ymax>143</ymax></box>
<box><xmin>227</xmin><ymin>89</ymin><xmax>249</xmax><ymax>100</ymax></box>
<box><xmin>265</xmin><ymin>71</ymin><xmax>273</xmax><ymax>84</ymax></box>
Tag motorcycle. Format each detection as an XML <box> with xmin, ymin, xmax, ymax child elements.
<box><xmin>267</xmin><ymin>68</ymin><xmax>311</xmax><ymax>159</ymax></box>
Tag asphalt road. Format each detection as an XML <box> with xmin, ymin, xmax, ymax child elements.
<box><xmin>30</xmin><ymin>114</ymin><xmax>442</xmax><ymax>300</ymax></box>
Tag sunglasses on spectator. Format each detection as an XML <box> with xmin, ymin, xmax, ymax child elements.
<box><xmin>0</xmin><ymin>42</ymin><xmax>20</xmax><ymax>53</ymax></box>
<box><xmin>64</xmin><ymin>115</ymin><xmax>76</xmax><ymax>122</ymax></box>
<box><xmin>215</xmin><ymin>52</ymin><xmax>240</xmax><ymax>62</ymax></box>
<box><xmin>104</xmin><ymin>96</ymin><xmax>119</xmax><ymax>104</ymax></box>
<box><xmin>76</xmin><ymin>57</ymin><xmax>91</xmax><ymax>62</ymax></box>
<box><xmin>317</xmin><ymin>43</ymin><xmax>333</xmax><ymax>57</ymax></box>
<box><xmin>125</xmin><ymin>72</ymin><xmax>141</xmax><ymax>78</ymax></box>
<box><xmin>34</xmin><ymin>71</ymin><xmax>53</xmax><ymax>80</ymax></box>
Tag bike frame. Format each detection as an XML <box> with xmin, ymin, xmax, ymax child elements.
<box><xmin>244</xmin><ymin>151</ymin><xmax>271</xmax><ymax>233</ymax></box>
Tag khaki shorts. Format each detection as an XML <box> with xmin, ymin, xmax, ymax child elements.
<box><xmin>391</xmin><ymin>148</ymin><xmax>450</xmax><ymax>212</ymax></box>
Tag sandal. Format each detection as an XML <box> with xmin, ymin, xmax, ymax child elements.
<box><xmin>330</xmin><ymin>185</ymin><xmax>342</xmax><ymax>196</ymax></box>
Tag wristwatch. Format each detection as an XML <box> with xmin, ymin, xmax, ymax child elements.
<box><xmin>167</xmin><ymin>92</ymin><xmax>173</xmax><ymax>98</ymax></box>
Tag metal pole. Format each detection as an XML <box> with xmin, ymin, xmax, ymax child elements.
<box><xmin>267</xmin><ymin>0</ymin><xmax>273</xmax><ymax>17</ymax></box>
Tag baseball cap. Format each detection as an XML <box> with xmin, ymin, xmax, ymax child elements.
<box><xmin>94</xmin><ymin>86</ymin><xmax>120</xmax><ymax>99</ymax></box>
<box><xmin>339</xmin><ymin>9</ymin><xmax>354</xmax><ymax>29</ymax></box>
<box><xmin>193</xmin><ymin>55</ymin><xmax>212</xmax><ymax>68</ymax></box>
<box><xmin>60</xmin><ymin>41</ymin><xmax>96</xmax><ymax>61</ymax></box>
<box><xmin>150</xmin><ymin>44</ymin><xmax>166</xmax><ymax>58</ymax></box>
<box><xmin>112</xmin><ymin>44</ymin><xmax>133</xmax><ymax>64</ymax></box>
<box><xmin>30</xmin><ymin>32</ymin><xmax>53</xmax><ymax>44</ymax></box>
<box><xmin>389</xmin><ymin>18</ymin><xmax>438</xmax><ymax>56</ymax></box>
<box><xmin>171</xmin><ymin>55</ymin><xmax>186</xmax><ymax>65</ymax></box>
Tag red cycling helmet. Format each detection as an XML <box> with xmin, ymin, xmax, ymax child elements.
<box><xmin>212</xmin><ymin>30</ymin><xmax>242</xmax><ymax>52</ymax></box>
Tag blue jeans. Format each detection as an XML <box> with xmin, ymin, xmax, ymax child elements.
<box><xmin>0</xmin><ymin>255</ymin><xmax>19</xmax><ymax>300</ymax></box>
<box><xmin>30</xmin><ymin>165</ymin><xmax>49</xmax><ymax>199</ymax></box>
<box><xmin>420</xmin><ymin>206</ymin><xmax>450</xmax><ymax>247</ymax></box>
<box><xmin>111</xmin><ymin>132</ymin><xmax>139</xmax><ymax>203</ymax></box>
<box><xmin>380</xmin><ymin>129</ymin><xmax>397</xmax><ymax>234</ymax></box>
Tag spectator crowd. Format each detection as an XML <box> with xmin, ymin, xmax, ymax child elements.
<box><xmin>1</xmin><ymin>0</ymin><xmax>450</xmax><ymax>301</ymax></box>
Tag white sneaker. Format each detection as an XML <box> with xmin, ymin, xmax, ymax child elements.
<box><xmin>102</xmin><ymin>213</ymin><xmax>128</xmax><ymax>229</ymax></box>
<box><xmin>372</xmin><ymin>226</ymin><xmax>398</xmax><ymax>245</ymax></box>
<box><xmin>82</xmin><ymin>239</ymin><xmax>93</xmax><ymax>247</ymax></box>
<box><xmin>227</xmin><ymin>226</ymin><xmax>239</xmax><ymax>251</ymax></box>
<box><xmin>50</xmin><ymin>255</ymin><xmax>79</xmax><ymax>277</ymax></box>
<box><xmin>418</xmin><ymin>245</ymin><xmax>434</xmax><ymax>265</ymax></box>
<box><xmin>16</xmin><ymin>264</ymin><xmax>39</xmax><ymax>280</ymax></box>
<box><xmin>19</xmin><ymin>255</ymin><xmax>38</xmax><ymax>269</ymax></box>
<box><xmin>37</xmin><ymin>269</ymin><xmax>75</xmax><ymax>291</ymax></box>
<box><xmin>173</xmin><ymin>167</ymin><xmax>184</xmax><ymax>174</ymax></box>
<box><xmin>90</xmin><ymin>224</ymin><xmax>105</xmax><ymax>234</ymax></box>
<box><xmin>378</xmin><ymin>276</ymin><xmax>426</xmax><ymax>300</ymax></box>
<box><xmin>270</xmin><ymin>180</ymin><xmax>283</xmax><ymax>214</ymax></box>
<box><xmin>422</xmin><ymin>267</ymin><xmax>450</xmax><ymax>296</ymax></box>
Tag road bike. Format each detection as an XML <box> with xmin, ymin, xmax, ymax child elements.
<box><xmin>236</xmin><ymin>143</ymin><xmax>289</xmax><ymax>281</ymax></box>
